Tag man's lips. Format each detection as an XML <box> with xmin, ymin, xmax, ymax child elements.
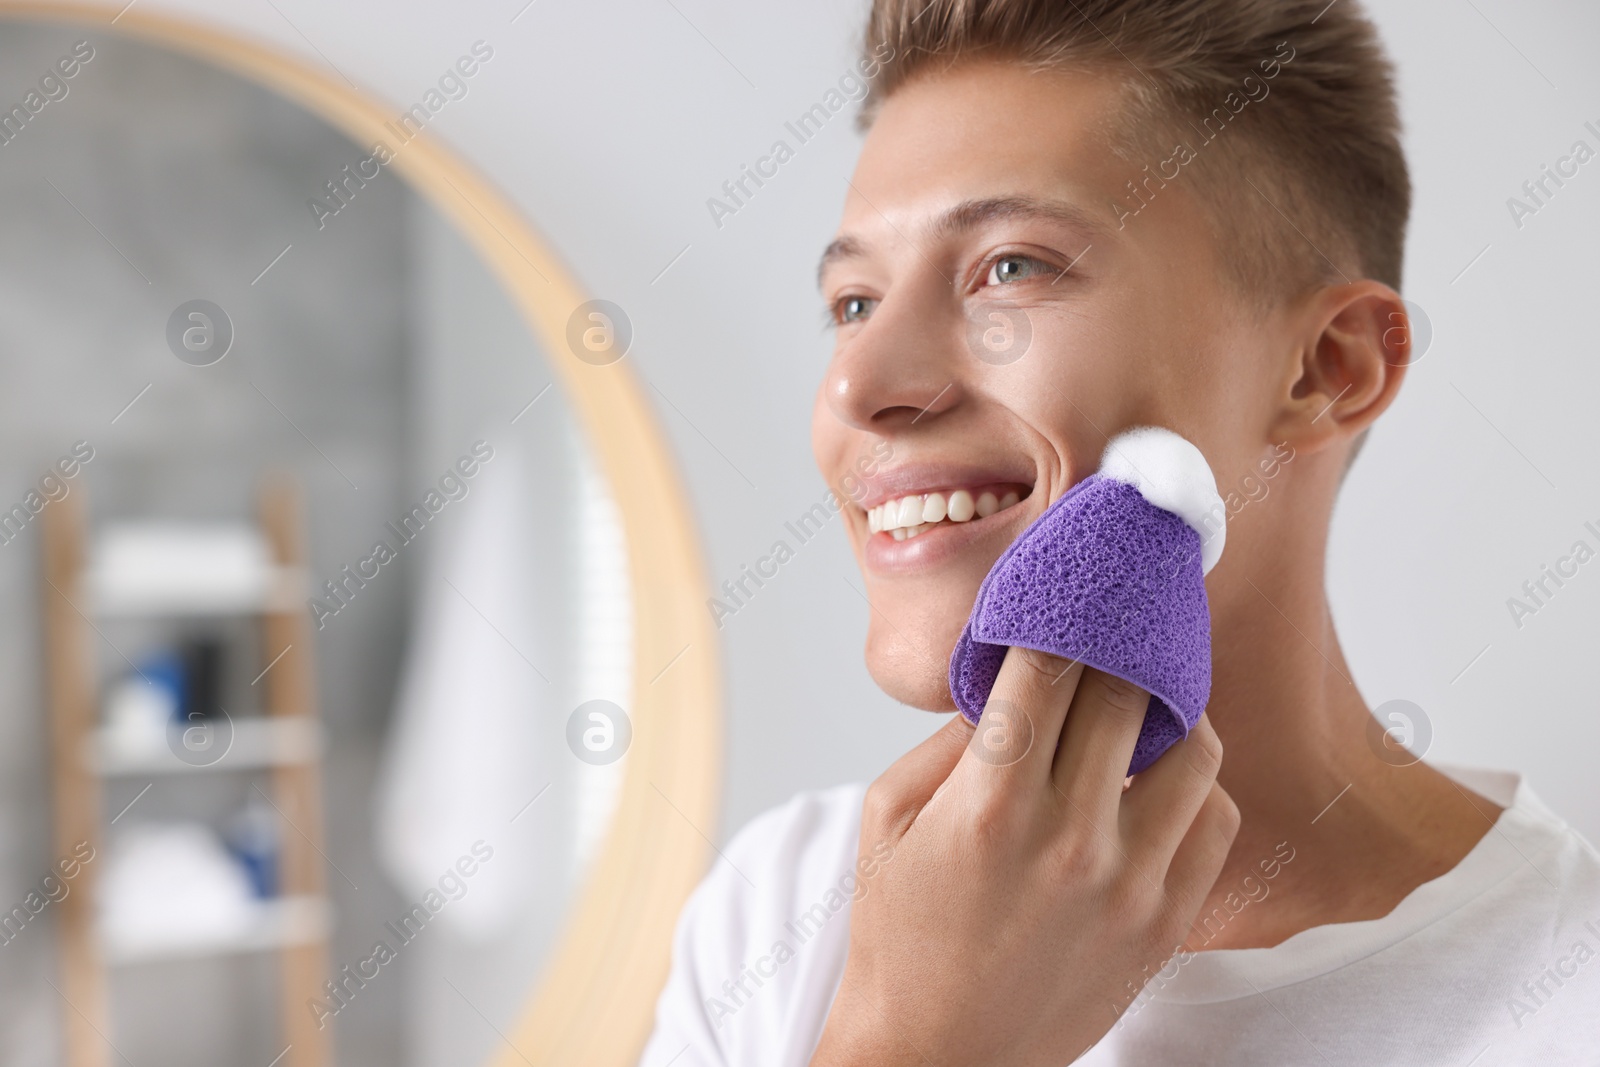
<box><xmin>852</xmin><ymin>461</ymin><xmax>1037</xmax><ymax>511</ymax></box>
<box><xmin>869</xmin><ymin>482</ymin><xmax>1032</xmax><ymax>539</ymax></box>
<box><xmin>859</xmin><ymin>487</ymin><xmax>1036</xmax><ymax>572</ymax></box>
<box><xmin>841</xmin><ymin>460</ymin><xmax>1037</xmax><ymax>574</ymax></box>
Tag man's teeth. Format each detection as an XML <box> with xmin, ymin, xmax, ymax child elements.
<box><xmin>868</xmin><ymin>488</ymin><xmax>1023</xmax><ymax>539</ymax></box>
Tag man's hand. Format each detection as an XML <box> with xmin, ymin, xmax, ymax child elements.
<box><xmin>810</xmin><ymin>648</ymin><xmax>1239</xmax><ymax>1066</ymax></box>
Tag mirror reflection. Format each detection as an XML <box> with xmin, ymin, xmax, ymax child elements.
<box><xmin>1</xmin><ymin>22</ymin><xmax>629</xmax><ymax>1067</ymax></box>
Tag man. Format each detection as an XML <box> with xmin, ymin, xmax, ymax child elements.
<box><xmin>643</xmin><ymin>1</ymin><xmax>1600</xmax><ymax>1063</ymax></box>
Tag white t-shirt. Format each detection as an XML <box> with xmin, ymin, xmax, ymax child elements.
<box><xmin>640</xmin><ymin>764</ymin><xmax>1600</xmax><ymax>1066</ymax></box>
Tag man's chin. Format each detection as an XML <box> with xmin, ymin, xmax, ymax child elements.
<box><xmin>864</xmin><ymin>630</ymin><xmax>961</xmax><ymax>712</ymax></box>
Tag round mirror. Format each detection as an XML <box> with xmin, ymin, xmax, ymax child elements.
<box><xmin>0</xmin><ymin>7</ymin><xmax>718</xmax><ymax>1066</ymax></box>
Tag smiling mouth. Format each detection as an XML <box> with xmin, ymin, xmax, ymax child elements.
<box><xmin>867</xmin><ymin>484</ymin><xmax>1033</xmax><ymax>540</ymax></box>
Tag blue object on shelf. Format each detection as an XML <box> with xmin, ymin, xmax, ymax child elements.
<box><xmin>225</xmin><ymin>797</ymin><xmax>279</xmax><ymax>899</ymax></box>
<box><xmin>136</xmin><ymin>651</ymin><xmax>187</xmax><ymax>722</ymax></box>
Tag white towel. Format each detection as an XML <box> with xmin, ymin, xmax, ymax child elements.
<box><xmin>373</xmin><ymin>444</ymin><xmax>567</xmax><ymax>939</ymax></box>
<box><xmin>100</xmin><ymin>821</ymin><xmax>257</xmax><ymax>956</ymax></box>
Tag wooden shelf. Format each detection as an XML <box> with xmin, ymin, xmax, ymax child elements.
<box><xmin>79</xmin><ymin>520</ymin><xmax>308</xmax><ymax>617</ymax></box>
<box><xmin>87</xmin><ymin>716</ymin><xmax>323</xmax><ymax>777</ymax></box>
<box><xmin>81</xmin><ymin>565</ymin><xmax>309</xmax><ymax>618</ymax></box>
<box><xmin>101</xmin><ymin>894</ymin><xmax>331</xmax><ymax>966</ymax></box>
<box><xmin>44</xmin><ymin>481</ymin><xmax>334</xmax><ymax>1067</ymax></box>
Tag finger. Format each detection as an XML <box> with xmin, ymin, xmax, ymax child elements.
<box><xmin>1050</xmin><ymin>668</ymin><xmax>1150</xmax><ymax>821</ymax></box>
<box><xmin>1120</xmin><ymin>716</ymin><xmax>1227</xmax><ymax>878</ymax></box>
<box><xmin>962</xmin><ymin>646</ymin><xmax>1086</xmax><ymax>784</ymax></box>
<box><xmin>861</xmin><ymin>713</ymin><xmax>974</xmax><ymax>842</ymax></box>
<box><xmin>1160</xmin><ymin>779</ymin><xmax>1240</xmax><ymax>916</ymax></box>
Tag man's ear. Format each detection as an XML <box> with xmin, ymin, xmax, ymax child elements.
<box><xmin>1269</xmin><ymin>281</ymin><xmax>1411</xmax><ymax>455</ymax></box>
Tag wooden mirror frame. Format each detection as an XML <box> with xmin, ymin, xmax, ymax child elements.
<box><xmin>6</xmin><ymin>4</ymin><xmax>722</xmax><ymax>1064</ymax></box>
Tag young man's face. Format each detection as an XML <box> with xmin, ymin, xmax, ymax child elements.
<box><xmin>813</xmin><ymin>59</ymin><xmax>1294</xmax><ymax>709</ymax></box>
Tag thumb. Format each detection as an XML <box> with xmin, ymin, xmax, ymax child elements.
<box><xmin>863</xmin><ymin>713</ymin><xmax>974</xmax><ymax>841</ymax></box>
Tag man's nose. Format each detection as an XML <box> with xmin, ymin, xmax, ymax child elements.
<box><xmin>822</xmin><ymin>290</ymin><xmax>967</xmax><ymax>432</ymax></box>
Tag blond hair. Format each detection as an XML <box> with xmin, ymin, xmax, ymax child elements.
<box><xmin>859</xmin><ymin>0</ymin><xmax>1410</xmax><ymax>307</ymax></box>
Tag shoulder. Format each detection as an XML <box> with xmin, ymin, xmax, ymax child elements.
<box><xmin>1443</xmin><ymin>765</ymin><xmax>1600</xmax><ymax>916</ymax></box>
<box><xmin>1472</xmin><ymin>768</ymin><xmax>1600</xmax><ymax>896</ymax></box>
<box><xmin>639</xmin><ymin>784</ymin><xmax>868</xmax><ymax>1067</ymax></box>
<box><xmin>1450</xmin><ymin>769</ymin><xmax>1600</xmax><ymax>1043</ymax></box>
<box><xmin>696</xmin><ymin>783</ymin><xmax>871</xmax><ymax>963</ymax></box>
<box><xmin>1507</xmin><ymin>775</ymin><xmax>1600</xmax><ymax>918</ymax></box>
<box><xmin>725</xmin><ymin>782</ymin><xmax>870</xmax><ymax>882</ymax></box>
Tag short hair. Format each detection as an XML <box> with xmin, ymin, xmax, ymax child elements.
<box><xmin>858</xmin><ymin>0</ymin><xmax>1411</xmax><ymax>310</ymax></box>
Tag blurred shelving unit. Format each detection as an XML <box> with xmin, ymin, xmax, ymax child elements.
<box><xmin>41</xmin><ymin>479</ymin><xmax>333</xmax><ymax>1067</ymax></box>
<box><xmin>87</xmin><ymin>715</ymin><xmax>323</xmax><ymax>777</ymax></box>
<box><xmin>100</xmin><ymin>893</ymin><xmax>331</xmax><ymax>966</ymax></box>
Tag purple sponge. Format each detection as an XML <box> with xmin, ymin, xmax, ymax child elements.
<box><xmin>948</xmin><ymin>428</ymin><xmax>1225</xmax><ymax>775</ymax></box>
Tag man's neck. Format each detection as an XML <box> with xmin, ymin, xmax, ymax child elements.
<box><xmin>1181</xmin><ymin>548</ymin><xmax>1502</xmax><ymax>954</ymax></box>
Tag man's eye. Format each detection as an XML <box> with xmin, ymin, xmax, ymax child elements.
<box><xmin>986</xmin><ymin>254</ymin><xmax>1055</xmax><ymax>286</ymax></box>
<box><xmin>834</xmin><ymin>295</ymin><xmax>878</xmax><ymax>324</ymax></box>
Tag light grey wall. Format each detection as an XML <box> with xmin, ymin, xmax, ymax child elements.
<box><xmin>1328</xmin><ymin>0</ymin><xmax>1600</xmax><ymax>838</ymax></box>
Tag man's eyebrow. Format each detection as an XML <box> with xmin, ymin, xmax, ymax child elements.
<box><xmin>816</xmin><ymin>195</ymin><xmax>1106</xmax><ymax>288</ymax></box>
<box><xmin>817</xmin><ymin>234</ymin><xmax>867</xmax><ymax>289</ymax></box>
<box><xmin>930</xmin><ymin>195</ymin><xmax>1109</xmax><ymax>243</ymax></box>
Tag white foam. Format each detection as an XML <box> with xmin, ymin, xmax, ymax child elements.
<box><xmin>1098</xmin><ymin>427</ymin><xmax>1226</xmax><ymax>574</ymax></box>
